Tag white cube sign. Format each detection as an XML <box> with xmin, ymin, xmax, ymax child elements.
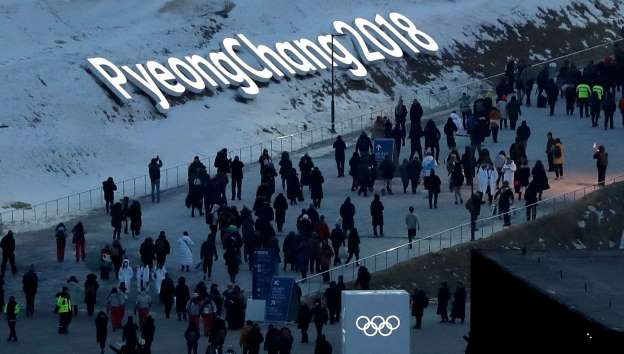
<box><xmin>342</xmin><ymin>290</ymin><xmax>410</xmax><ymax>354</ymax></box>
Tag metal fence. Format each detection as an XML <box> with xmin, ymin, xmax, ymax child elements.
<box><xmin>1</xmin><ymin>37</ymin><xmax>621</xmax><ymax>228</ymax></box>
<box><xmin>297</xmin><ymin>174</ymin><xmax>624</xmax><ymax>295</ymax></box>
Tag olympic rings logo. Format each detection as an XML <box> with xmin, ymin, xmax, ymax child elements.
<box><xmin>355</xmin><ymin>315</ymin><xmax>401</xmax><ymax>337</ymax></box>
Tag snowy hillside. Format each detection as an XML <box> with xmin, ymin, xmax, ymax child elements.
<box><xmin>1</xmin><ymin>0</ymin><xmax>623</xmax><ymax>208</ymax></box>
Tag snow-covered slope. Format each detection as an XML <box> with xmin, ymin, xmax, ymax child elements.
<box><xmin>1</xmin><ymin>0</ymin><xmax>622</xmax><ymax>207</ymax></box>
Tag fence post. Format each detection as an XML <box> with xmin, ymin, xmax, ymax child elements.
<box><xmin>89</xmin><ymin>190</ymin><xmax>92</xmax><ymax>208</ymax></box>
<box><xmin>67</xmin><ymin>196</ymin><xmax>70</xmax><ymax>213</ymax></box>
<box><xmin>133</xmin><ymin>178</ymin><xmax>136</xmax><ymax>197</ymax></box>
<box><xmin>176</xmin><ymin>166</ymin><xmax>179</xmax><ymax>187</ymax></box>
<box><xmin>144</xmin><ymin>175</ymin><xmax>147</xmax><ymax>195</ymax></box>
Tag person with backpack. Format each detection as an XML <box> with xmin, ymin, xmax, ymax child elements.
<box><xmin>148</xmin><ymin>156</ymin><xmax>163</xmax><ymax>203</ymax></box>
<box><xmin>102</xmin><ymin>177</ymin><xmax>117</xmax><ymax>214</ymax></box>
<box><xmin>593</xmin><ymin>145</ymin><xmax>609</xmax><ymax>186</ymax></box>
<box><xmin>55</xmin><ymin>223</ymin><xmax>68</xmax><ymax>262</ymax></box>
<box><xmin>552</xmin><ymin>139</ymin><xmax>565</xmax><ymax>180</ymax></box>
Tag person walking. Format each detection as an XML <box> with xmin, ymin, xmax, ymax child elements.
<box><xmin>552</xmin><ymin>138</ymin><xmax>565</xmax><ymax>180</ymax></box>
<box><xmin>576</xmin><ymin>81</ymin><xmax>591</xmax><ymax>118</ymax></box>
<box><xmin>67</xmin><ymin>276</ymin><xmax>82</xmax><ymax>316</ymax></box>
<box><xmin>593</xmin><ymin>145</ymin><xmax>609</xmax><ymax>186</ymax></box>
<box><xmin>425</xmin><ymin>170</ymin><xmax>441</xmax><ymax>209</ymax></box>
<box><xmin>494</xmin><ymin>181</ymin><xmax>515</xmax><ymax>226</ymax></box>
<box><xmin>95</xmin><ymin>311</ymin><xmax>108</xmax><ymax>354</ymax></box>
<box><xmin>22</xmin><ymin>264</ymin><xmax>37</xmax><ymax>317</ymax></box>
<box><xmin>545</xmin><ymin>79</ymin><xmax>559</xmax><ymax>116</ymax></box>
<box><xmin>159</xmin><ymin>273</ymin><xmax>175</xmax><ymax>319</ymax></box>
<box><xmin>200</xmin><ymin>236</ymin><xmax>218</xmax><ymax>281</ymax></box>
<box><xmin>524</xmin><ymin>180</ymin><xmax>539</xmax><ymax>221</ymax></box>
<box><xmin>545</xmin><ymin>132</ymin><xmax>555</xmax><ymax>172</ymax></box>
<box><xmin>0</xmin><ymin>231</ymin><xmax>17</xmax><ymax>277</ymax></box>
<box><xmin>135</xmin><ymin>289</ymin><xmax>152</xmax><ymax>327</ymax></box>
<box><xmin>346</xmin><ymin>228</ymin><xmax>360</xmax><ymax>265</ymax></box>
<box><xmin>148</xmin><ymin>156</ymin><xmax>163</xmax><ymax>203</ymax></box>
<box><xmin>329</xmin><ymin>224</ymin><xmax>345</xmax><ymax>266</ymax></box>
<box><xmin>273</xmin><ymin>193</ymin><xmax>288</xmax><ymax>233</ymax></box>
<box><xmin>450</xmin><ymin>159</ymin><xmax>464</xmax><ymax>204</ymax></box>
<box><xmin>55</xmin><ymin>287</ymin><xmax>72</xmax><ymax>334</ymax></box>
<box><xmin>333</xmin><ymin>136</ymin><xmax>347</xmax><ymax>177</ymax></box>
<box><xmin>411</xmin><ymin>288</ymin><xmax>428</xmax><ymax>329</ymax></box>
<box><xmin>297</xmin><ymin>303</ymin><xmax>312</xmax><ymax>344</ymax></box>
<box><xmin>603</xmin><ymin>93</ymin><xmax>616</xmax><ymax>130</ymax></box>
<box><xmin>450</xmin><ymin>282</ymin><xmax>466</xmax><ymax>324</ymax></box>
<box><xmin>4</xmin><ymin>296</ymin><xmax>20</xmax><ymax>342</ymax></box>
<box><xmin>507</xmin><ymin>95</ymin><xmax>522</xmax><ymax>129</ymax></box>
<box><xmin>310</xmin><ymin>299</ymin><xmax>328</xmax><ymax>341</ymax></box>
<box><xmin>466</xmin><ymin>192</ymin><xmax>482</xmax><ymax>237</ymax></box>
<box><xmin>177</xmin><ymin>232</ymin><xmax>194</xmax><ymax>272</ymax></box>
<box><xmin>339</xmin><ymin>197</ymin><xmax>356</xmax><ymax>234</ymax></box>
<box><xmin>72</xmin><ymin>221</ymin><xmax>86</xmax><ymax>262</ymax></box>
<box><xmin>55</xmin><ymin>223</ymin><xmax>67</xmax><ymax>262</ymax></box>
<box><xmin>370</xmin><ymin>194</ymin><xmax>384</xmax><ymax>237</ymax></box>
<box><xmin>231</xmin><ymin>156</ymin><xmax>244</xmax><ymax>201</ymax></box>
<box><xmin>380</xmin><ymin>155</ymin><xmax>395</xmax><ymax>195</ymax></box>
<box><xmin>154</xmin><ymin>231</ymin><xmax>171</xmax><ymax>269</ymax></box>
<box><xmin>110</xmin><ymin>202</ymin><xmax>123</xmax><ymax>240</ymax></box>
<box><xmin>436</xmin><ymin>282</ymin><xmax>450</xmax><ymax>323</ymax></box>
<box><xmin>102</xmin><ymin>177</ymin><xmax>117</xmax><ymax>214</ymax></box>
<box><xmin>354</xmin><ymin>266</ymin><xmax>371</xmax><ymax>290</ymax></box>
<box><xmin>405</xmin><ymin>206</ymin><xmax>420</xmax><ymax>249</ymax></box>
<box><xmin>84</xmin><ymin>273</ymin><xmax>99</xmax><ymax>316</ymax></box>
<box><xmin>423</xmin><ymin>120</ymin><xmax>441</xmax><ymax>162</ymax></box>
<box><xmin>310</xmin><ymin>167</ymin><xmax>325</xmax><ymax>208</ymax></box>
<box><xmin>142</xmin><ymin>313</ymin><xmax>156</xmax><ymax>354</ymax></box>
<box><xmin>175</xmin><ymin>277</ymin><xmax>191</xmax><ymax>321</ymax></box>
<box><xmin>107</xmin><ymin>287</ymin><xmax>126</xmax><ymax>331</ymax></box>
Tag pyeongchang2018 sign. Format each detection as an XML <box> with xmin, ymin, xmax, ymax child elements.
<box><xmin>87</xmin><ymin>12</ymin><xmax>438</xmax><ymax>112</ymax></box>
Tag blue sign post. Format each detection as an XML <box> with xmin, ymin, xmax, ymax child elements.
<box><xmin>373</xmin><ymin>138</ymin><xmax>394</xmax><ymax>163</ymax></box>
<box><xmin>265</xmin><ymin>276</ymin><xmax>296</xmax><ymax>322</ymax></box>
<box><xmin>252</xmin><ymin>249</ymin><xmax>277</xmax><ymax>300</ymax></box>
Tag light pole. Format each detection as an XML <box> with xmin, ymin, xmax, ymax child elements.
<box><xmin>331</xmin><ymin>33</ymin><xmax>346</xmax><ymax>133</ymax></box>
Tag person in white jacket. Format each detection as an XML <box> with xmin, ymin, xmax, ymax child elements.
<box><xmin>501</xmin><ymin>158</ymin><xmax>517</xmax><ymax>187</ymax></box>
<box><xmin>477</xmin><ymin>163</ymin><xmax>498</xmax><ymax>204</ymax></box>
<box><xmin>177</xmin><ymin>231</ymin><xmax>194</xmax><ymax>272</ymax></box>
<box><xmin>118</xmin><ymin>259</ymin><xmax>134</xmax><ymax>294</ymax></box>
<box><xmin>136</xmin><ymin>264</ymin><xmax>151</xmax><ymax>292</ymax></box>
<box><xmin>153</xmin><ymin>265</ymin><xmax>167</xmax><ymax>296</ymax></box>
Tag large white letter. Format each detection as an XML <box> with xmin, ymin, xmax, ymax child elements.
<box><xmin>87</xmin><ymin>57</ymin><xmax>132</xmax><ymax>101</ymax></box>
<box><xmin>374</xmin><ymin>14</ymin><xmax>421</xmax><ymax>56</ymax></box>
<box><xmin>167</xmin><ymin>57</ymin><xmax>205</xmax><ymax>93</ymax></box>
<box><xmin>389</xmin><ymin>12</ymin><xmax>439</xmax><ymax>53</ymax></box>
<box><xmin>333</xmin><ymin>20</ymin><xmax>385</xmax><ymax>64</ymax></box>
<box><xmin>121</xmin><ymin>64</ymin><xmax>170</xmax><ymax>112</ymax></box>
<box><xmin>237</xmin><ymin>34</ymin><xmax>297</xmax><ymax>80</ymax></box>
<box><xmin>184</xmin><ymin>54</ymin><xmax>229</xmax><ymax>89</ymax></box>
<box><xmin>275</xmin><ymin>41</ymin><xmax>317</xmax><ymax>75</ymax></box>
<box><xmin>222</xmin><ymin>37</ymin><xmax>273</xmax><ymax>83</ymax></box>
<box><xmin>317</xmin><ymin>35</ymin><xmax>367</xmax><ymax>79</ymax></box>
<box><xmin>293</xmin><ymin>38</ymin><xmax>333</xmax><ymax>70</ymax></box>
<box><xmin>354</xmin><ymin>17</ymin><xmax>403</xmax><ymax>60</ymax></box>
<box><xmin>209</xmin><ymin>51</ymin><xmax>260</xmax><ymax>99</ymax></box>
<box><xmin>146</xmin><ymin>61</ymin><xmax>186</xmax><ymax>96</ymax></box>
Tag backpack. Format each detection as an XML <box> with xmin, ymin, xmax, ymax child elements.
<box><xmin>554</xmin><ymin>145</ymin><xmax>562</xmax><ymax>159</ymax></box>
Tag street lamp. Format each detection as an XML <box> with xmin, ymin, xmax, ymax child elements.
<box><xmin>331</xmin><ymin>33</ymin><xmax>346</xmax><ymax>133</ymax></box>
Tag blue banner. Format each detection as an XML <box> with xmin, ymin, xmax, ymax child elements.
<box><xmin>373</xmin><ymin>138</ymin><xmax>394</xmax><ymax>163</ymax></box>
<box><xmin>252</xmin><ymin>248</ymin><xmax>277</xmax><ymax>300</ymax></box>
<box><xmin>265</xmin><ymin>276</ymin><xmax>296</xmax><ymax>322</ymax></box>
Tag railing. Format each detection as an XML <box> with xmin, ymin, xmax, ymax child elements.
<box><xmin>297</xmin><ymin>174</ymin><xmax>624</xmax><ymax>295</ymax></box>
<box><xmin>1</xmin><ymin>37</ymin><xmax>622</xmax><ymax>229</ymax></box>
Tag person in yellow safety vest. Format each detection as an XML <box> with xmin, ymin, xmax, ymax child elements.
<box><xmin>592</xmin><ymin>84</ymin><xmax>604</xmax><ymax>101</ymax></box>
<box><xmin>576</xmin><ymin>82</ymin><xmax>591</xmax><ymax>118</ymax></box>
<box><xmin>4</xmin><ymin>296</ymin><xmax>21</xmax><ymax>342</ymax></box>
<box><xmin>56</xmin><ymin>287</ymin><xmax>72</xmax><ymax>334</ymax></box>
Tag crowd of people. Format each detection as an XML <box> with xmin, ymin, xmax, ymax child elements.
<box><xmin>2</xmin><ymin>47</ymin><xmax>623</xmax><ymax>354</ymax></box>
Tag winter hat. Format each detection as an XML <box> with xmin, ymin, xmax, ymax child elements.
<box><xmin>67</xmin><ymin>276</ymin><xmax>78</xmax><ymax>283</ymax></box>
<box><xmin>183</xmin><ymin>231</ymin><xmax>189</xmax><ymax>236</ymax></box>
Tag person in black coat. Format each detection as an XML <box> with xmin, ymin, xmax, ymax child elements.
<box><xmin>95</xmin><ymin>311</ymin><xmax>109</xmax><ymax>354</ymax></box>
<box><xmin>22</xmin><ymin>264</ymin><xmax>37</xmax><ymax>316</ymax></box>
<box><xmin>370</xmin><ymin>194</ymin><xmax>384</xmax><ymax>237</ymax></box>
<box><xmin>354</xmin><ymin>266</ymin><xmax>371</xmax><ymax>290</ymax></box>
<box><xmin>84</xmin><ymin>273</ymin><xmax>99</xmax><ymax>316</ymax></box>
<box><xmin>310</xmin><ymin>300</ymin><xmax>328</xmax><ymax>340</ymax></box>
<box><xmin>392</xmin><ymin>123</ymin><xmax>403</xmax><ymax>156</ymax></box>
<box><xmin>380</xmin><ymin>155</ymin><xmax>395</xmax><ymax>195</ymax></box>
<box><xmin>110</xmin><ymin>202</ymin><xmax>123</xmax><ymax>241</ymax></box>
<box><xmin>324</xmin><ymin>281</ymin><xmax>341</xmax><ymax>324</ymax></box>
<box><xmin>122</xmin><ymin>317</ymin><xmax>139</xmax><ymax>353</ymax></box>
<box><xmin>356</xmin><ymin>157</ymin><xmax>370</xmax><ymax>197</ymax></box>
<box><xmin>102</xmin><ymin>177</ymin><xmax>117</xmax><ymax>214</ymax></box>
<box><xmin>531</xmin><ymin>160</ymin><xmax>550</xmax><ymax>200</ymax></box>
<box><xmin>409</xmin><ymin>99</ymin><xmax>423</xmax><ymax>127</ymax></box>
<box><xmin>148</xmin><ymin>157</ymin><xmax>163</xmax><ymax>203</ymax></box>
<box><xmin>406</xmin><ymin>157</ymin><xmax>421</xmax><ymax>194</ymax></box>
<box><xmin>395</xmin><ymin>97</ymin><xmax>408</xmax><ymax>146</ymax></box>
<box><xmin>154</xmin><ymin>232</ymin><xmax>170</xmax><ymax>268</ymax></box>
<box><xmin>314</xmin><ymin>335</ymin><xmax>333</xmax><ymax>354</ymax></box>
<box><xmin>564</xmin><ymin>84</ymin><xmax>576</xmax><ymax>116</ymax></box>
<box><xmin>443</xmin><ymin>117</ymin><xmax>458</xmax><ymax>149</ymax></box>
<box><xmin>589</xmin><ymin>91</ymin><xmax>601</xmax><ymax>127</ymax></box>
<box><xmin>603</xmin><ymin>93</ymin><xmax>617</xmax><ymax>130</ymax></box>
<box><xmin>273</xmin><ymin>193</ymin><xmax>288</xmax><ymax>232</ymax></box>
<box><xmin>346</xmin><ymin>228</ymin><xmax>360</xmax><ymax>264</ymax></box>
<box><xmin>507</xmin><ymin>95</ymin><xmax>522</xmax><ymax>129</ymax></box>
<box><xmin>524</xmin><ymin>181</ymin><xmax>539</xmax><ymax>221</ymax></box>
<box><xmin>333</xmin><ymin>136</ymin><xmax>347</xmax><ymax>177</ymax></box>
<box><xmin>515</xmin><ymin>121</ymin><xmax>531</xmax><ymax>149</ymax></box>
<box><xmin>494</xmin><ymin>181</ymin><xmax>515</xmax><ymax>226</ymax></box>
<box><xmin>139</xmin><ymin>238</ymin><xmax>155</xmax><ymax>269</ymax></box>
<box><xmin>411</xmin><ymin>288</ymin><xmax>429</xmax><ymax>329</ymax></box>
<box><xmin>299</xmin><ymin>154</ymin><xmax>314</xmax><ymax>189</ymax></box>
<box><xmin>230</xmin><ymin>156</ymin><xmax>244</xmax><ymax>201</ymax></box>
<box><xmin>142</xmin><ymin>314</ymin><xmax>155</xmax><ymax>354</ymax></box>
<box><xmin>423</xmin><ymin>120</ymin><xmax>441</xmax><ymax>162</ymax></box>
<box><xmin>339</xmin><ymin>198</ymin><xmax>356</xmax><ymax>233</ymax></box>
<box><xmin>408</xmin><ymin>123</ymin><xmax>423</xmax><ymax>161</ymax></box>
<box><xmin>159</xmin><ymin>274</ymin><xmax>175</xmax><ymax>319</ymax></box>
<box><xmin>214</xmin><ymin>148</ymin><xmax>231</xmax><ymax>174</ymax></box>
<box><xmin>329</xmin><ymin>225</ymin><xmax>345</xmax><ymax>266</ymax></box>
<box><xmin>0</xmin><ymin>231</ymin><xmax>17</xmax><ymax>277</ymax></box>
<box><xmin>450</xmin><ymin>282</ymin><xmax>466</xmax><ymax>324</ymax></box>
<box><xmin>264</xmin><ymin>325</ymin><xmax>281</xmax><ymax>354</ymax></box>
<box><xmin>200</xmin><ymin>237</ymin><xmax>218</xmax><ymax>280</ymax></box>
<box><xmin>426</xmin><ymin>170</ymin><xmax>441</xmax><ymax>209</ymax></box>
<box><xmin>286</xmin><ymin>169</ymin><xmax>302</xmax><ymax>205</ymax></box>
<box><xmin>545</xmin><ymin>79</ymin><xmax>559</xmax><ymax>116</ymax></box>
<box><xmin>348</xmin><ymin>152</ymin><xmax>360</xmax><ymax>191</ymax></box>
<box><xmin>355</xmin><ymin>132</ymin><xmax>373</xmax><ymax>157</ymax></box>
<box><xmin>297</xmin><ymin>303</ymin><xmax>312</xmax><ymax>343</ymax></box>
<box><xmin>437</xmin><ymin>282</ymin><xmax>450</xmax><ymax>323</ymax></box>
<box><xmin>309</xmin><ymin>167</ymin><xmax>325</xmax><ymax>209</ymax></box>
<box><xmin>175</xmin><ymin>277</ymin><xmax>190</xmax><ymax>321</ymax></box>
<box><xmin>278</xmin><ymin>152</ymin><xmax>293</xmax><ymax>190</ymax></box>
